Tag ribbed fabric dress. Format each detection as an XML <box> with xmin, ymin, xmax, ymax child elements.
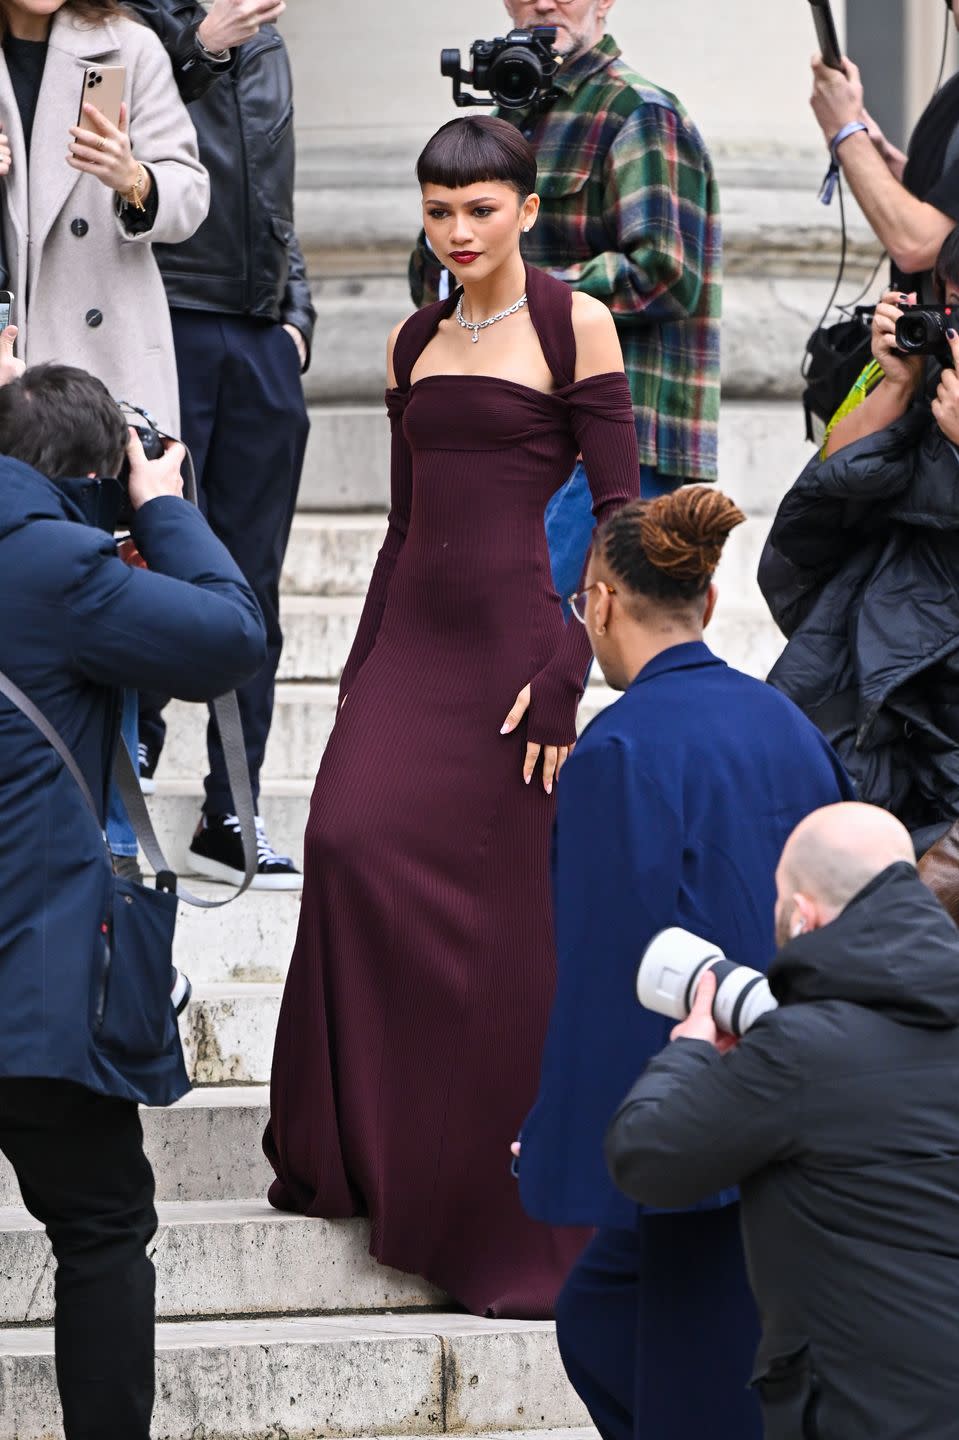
<box><xmin>264</xmin><ymin>263</ymin><xmax>640</xmax><ymax>1319</ymax></box>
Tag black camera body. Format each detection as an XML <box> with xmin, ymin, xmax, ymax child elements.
<box><xmin>895</xmin><ymin>304</ymin><xmax>956</xmax><ymax>367</ymax></box>
<box><xmin>105</xmin><ymin>402</ymin><xmax>167</xmax><ymax>532</ymax></box>
<box><xmin>441</xmin><ymin>28</ymin><xmax>560</xmax><ymax>110</ymax></box>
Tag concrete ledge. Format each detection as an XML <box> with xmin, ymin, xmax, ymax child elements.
<box><xmin>0</xmin><ymin>1315</ymin><xmax>590</xmax><ymax>1439</ymax></box>
<box><xmin>180</xmin><ymin>984</ymin><xmax>282</xmax><ymax>1085</ymax></box>
<box><xmin>0</xmin><ymin>1203</ymin><xmax>441</xmax><ymax>1325</ymax></box>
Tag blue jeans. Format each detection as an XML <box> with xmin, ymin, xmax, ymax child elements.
<box><xmin>545</xmin><ymin>432</ymin><xmax>679</xmax><ymax>609</ymax></box>
<box><xmin>106</xmin><ymin>689</ymin><xmax>139</xmax><ymax>858</ymax></box>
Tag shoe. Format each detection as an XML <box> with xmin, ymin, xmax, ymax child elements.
<box><xmin>138</xmin><ymin>740</ymin><xmax>159</xmax><ymax>796</ymax></box>
<box><xmin>111</xmin><ymin>852</ymin><xmax>143</xmax><ymax>884</ymax></box>
<box><xmin>188</xmin><ymin>813</ymin><xmax>302</xmax><ymax>891</ymax></box>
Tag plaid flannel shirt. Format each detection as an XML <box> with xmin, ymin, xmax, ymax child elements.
<box><xmin>412</xmin><ymin>35</ymin><xmax>722</xmax><ymax>481</ymax></box>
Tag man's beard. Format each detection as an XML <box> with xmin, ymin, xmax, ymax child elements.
<box><xmin>531</xmin><ymin>5</ymin><xmax>601</xmax><ymax>61</ymax></box>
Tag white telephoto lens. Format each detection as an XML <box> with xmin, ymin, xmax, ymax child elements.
<box><xmin>710</xmin><ymin>963</ymin><xmax>777</xmax><ymax>1036</ymax></box>
<box><xmin>637</xmin><ymin>928</ymin><xmax>728</xmax><ymax>1020</ymax></box>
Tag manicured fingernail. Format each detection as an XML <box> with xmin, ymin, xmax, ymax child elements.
<box><xmin>500</xmin><ymin>722</ymin><xmax>511</xmax><ymax>735</ymax></box>
<box><xmin>949</xmin><ymin>329</ymin><xmax>957</xmax><ymax>340</ymax></box>
<box><xmin>524</xmin><ymin>774</ymin><xmax>531</xmax><ymax>785</ymax></box>
<box><xmin>546</xmin><ymin>783</ymin><xmax>553</xmax><ymax>795</ymax></box>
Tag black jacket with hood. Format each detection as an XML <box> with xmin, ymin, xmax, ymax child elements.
<box><xmin>758</xmin><ymin>403</ymin><xmax>959</xmax><ymax>842</ymax></box>
<box><xmin>606</xmin><ymin>863</ymin><xmax>959</xmax><ymax>1440</ymax></box>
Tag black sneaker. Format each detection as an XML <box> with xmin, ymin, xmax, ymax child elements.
<box><xmin>188</xmin><ymin>813</ymin><xmax>302</xmax><ymax>891</ymax></box>
<box><xmin>138</xmin><ymin>739</ymin><xmax>159</xmax><ymax>796</ymax></box>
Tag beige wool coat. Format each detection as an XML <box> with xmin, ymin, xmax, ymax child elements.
<box><xmin>0</xmin><ymin>9</ymin><xmax>210</xmax><ymax>433</ymax></box>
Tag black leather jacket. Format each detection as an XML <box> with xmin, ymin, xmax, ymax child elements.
<box><xmin>127</xmin><ymin>0</ymin><xmax>315</xmax><ymax>368</ymax></box>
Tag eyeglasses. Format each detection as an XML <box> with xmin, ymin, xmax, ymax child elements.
<box><xmin>568</xmin><ymin>581</ymin><xmax>616</xmax><ymax>624</ymax></box>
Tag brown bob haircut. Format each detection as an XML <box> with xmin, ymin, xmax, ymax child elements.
<box><xmin>416</xmin><ymin>115</ymin><xmax>537</xmax><ymax>200</ymax></box>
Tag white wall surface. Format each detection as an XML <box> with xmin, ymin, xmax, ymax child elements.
<box><xmin>280</xmin><ymin>0</ymin><xmax>848</xmax><ymax>158</ymax></box>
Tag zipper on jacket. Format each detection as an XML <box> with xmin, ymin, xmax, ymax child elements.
<box><xmin>230</xmin><ymin>74</ymin><xmax>255</xmax><ymax>312</ymax></box>
<box><xmin>95</xmin><ymin>919</ymin><xmax>111</xmax><ymax>1028</ymax></box>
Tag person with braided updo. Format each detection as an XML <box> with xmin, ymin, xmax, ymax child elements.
<box><xmin>516</xmin><ymin>487</ymin><xmax>853</xmax><ymax>1440</ymax></box>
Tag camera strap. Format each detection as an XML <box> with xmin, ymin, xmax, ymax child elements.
<box><xmin>0</xmin><ymin>667</ymin><xmax>257</xmax><ymax>908</ymax></box>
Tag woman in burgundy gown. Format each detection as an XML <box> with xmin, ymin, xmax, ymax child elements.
<box><xmin>264</xmin><ymin>116</ymin><xmax>640</xmax><ymax>1318</ymax></box>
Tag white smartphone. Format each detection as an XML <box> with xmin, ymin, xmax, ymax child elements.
<box><xmin>77</xmin><ymin>65</ymin><xmax>126</xmax><ymax>130</ymax></box>
<box><xmin>0</xmin><ymin>291</ymin><xmax>15</xmax><ymax>330</ymax></box>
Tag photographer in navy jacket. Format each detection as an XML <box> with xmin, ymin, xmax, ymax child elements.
<box><xmin>607</xmin><ymin>803</ymin><xmax>959</xmax><ymax>1440</ymax></box>
<box><xmin>0</xmin><ymin>364</ymin><xmax>266</xmax><ymax>1440</ymax></box>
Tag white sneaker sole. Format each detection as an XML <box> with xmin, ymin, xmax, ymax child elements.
<box><xmin>188</xmin><ymin>851</ymin><xmax>303</xmax><ymax>891</ymax></box>
<box><xmin>139</xmin><ymin>777</ymin><xmax>157</xmax><ymax>796</ymax></box>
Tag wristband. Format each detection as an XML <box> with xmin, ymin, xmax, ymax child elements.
<box><xmin>819</xmin><ymin>121</ymin><xmax>868</xmax><ymax>207</ymax></box>
<box><xmin>830</xmin><ymin>120</ymin><xmax>869</xmax><ymax>159</ymax></box>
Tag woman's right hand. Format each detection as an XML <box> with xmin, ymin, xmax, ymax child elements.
<box><xmin>0</xmin><ymin>125</ymin><xmax>12</xmax><ymax>178</ymax></box>
<box><xmin>872</xmin><ymin>290</ymin><xmax>924</xmax><ymax>395</ymax></box>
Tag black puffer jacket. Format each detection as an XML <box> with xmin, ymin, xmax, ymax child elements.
<box><xmin>127</xmin><ymin>0</ymin><xmax>315</xmax><ymax>366</ymax></box>
<box><xmin>606</xmin><ymin>862</ymin><xmax>959</xmax><ymax>1440</ymax></box>
<box><xmin>758</xmin><ymin>403</ymin><xmax>959</xmax><ymax>837</ymax></box>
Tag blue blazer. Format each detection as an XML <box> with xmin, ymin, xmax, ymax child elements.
<box><xmin>519</xmin><ymin>642</ymin><xmax>854</xmax><ymax>1229</ymax></box>
<box><xmin>0</xmin><ymin>458</ymin><xmax>267</xmax><ymax>1105</ymax></box>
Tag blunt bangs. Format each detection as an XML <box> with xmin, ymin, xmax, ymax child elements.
<box><xmin>416</xmin><ymin>116</ymin><xmax>537</xmax><ymax>200</ymax></box>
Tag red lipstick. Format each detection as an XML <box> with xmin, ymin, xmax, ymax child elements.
<box><xmin>450</xmin><ymin>251</ymin><xmax>480</xmax><ymax>264</ymax></box>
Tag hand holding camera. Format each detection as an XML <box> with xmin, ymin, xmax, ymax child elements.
<box><xmin>931</xmin><ymin>332</ymin><xmax>959</xmax><ymax>444</ymax></box>
<box><xmin>125</xmin><ymin>427</ymin><xmax>186</xmax><ymax>512</ymax></box>
<box><xmin>872</xmin><ymin>289</ymin><xmax>925</xmax><ymax>396</ymax></box>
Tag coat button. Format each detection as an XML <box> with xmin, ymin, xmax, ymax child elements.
<box><xmin>70</xmin><ymin>218</ymin><xmax>89</xmax><ymax>237</ymax></box>
<box><xmin>85</xmin><ymin>309</ymin><xmax>103</xmax><ymax>328</ymax></box>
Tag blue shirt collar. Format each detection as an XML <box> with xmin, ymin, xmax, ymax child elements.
<box><xmin>628</xmin><ymin>640</ymin><xmax>725</xmax><ymax>689</ymax></box>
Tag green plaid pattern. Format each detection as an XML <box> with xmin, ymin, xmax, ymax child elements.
<box><xmin>510</xmin><ymin>35</ymin><xmax>722</xmax><ymax>480</ymax></box>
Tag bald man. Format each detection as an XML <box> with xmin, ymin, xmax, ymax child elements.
<box><xmin>605</xmin><ymin>802</ymin><xmax>959</xmax><ymax>1440</ymax></box>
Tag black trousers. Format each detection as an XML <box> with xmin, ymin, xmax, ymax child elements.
<box><xmin>0</xmin><ymin>1078</ymin><xmax>157</xmax><ymax>1440</ymax></box>
<box><xmin>140</xmin><ymin>310</ymin><xmax>310</xmax><ymax>814</ymax></box>
<box><xmin>555</xmin><ymin>1207</ymin><xmax>763</xmax><ymax>1440</ymax></box>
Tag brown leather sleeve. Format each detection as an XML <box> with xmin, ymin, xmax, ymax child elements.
<box><xmin>918</xmin><ymin>823</ymin><xmax>959</xmax><ymax>924</ymax></box>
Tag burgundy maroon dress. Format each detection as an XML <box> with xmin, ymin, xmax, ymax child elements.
<box><xmin>264</xmin><ymin>264</ymin><xmax>640</xmax><ymax>1318</ymax></box>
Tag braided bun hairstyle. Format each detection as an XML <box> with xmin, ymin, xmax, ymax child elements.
<box><xmin>595</xmin><ymin>487</ymin><xmax>746</xmax><ymax>605</ymax></box>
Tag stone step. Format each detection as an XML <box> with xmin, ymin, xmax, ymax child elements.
<box><xmin>274</xmin><ymin>594</ymin><xmax>782</xmax><ymax>685</ymax></box>
<box><xmin>170</xmin><ymin>873</ymin><xmax>302</xmax><ymax>982</ymax></box>
<box><xmin>281</xmin><ymin>507</ymin><xmax>773</xmax><ymax>600</ymax></box>
<box><xmin>180</xmin><ymin>984</ymin><xmax>281</xmax><ymax>1085</ymax></box>
<box><xmin>0</xmin><ymin>1087</ymin><xmax>273</xmax><ymax>1209</ymax></box>
<box><xmin>0</xmin><ymin>1316</ymin><xmax>590</xmax><ymax>1440</ymax></box>
<box><xmin>0</xmin><ymin>1201</ymin><xmax>441</xmax><ymax>1325</ymax></box>
<box><xmin>299</xmin><ymin>398</ymin><xmax>813</xmax><ymax>511</ymax></box>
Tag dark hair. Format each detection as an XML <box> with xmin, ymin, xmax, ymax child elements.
<box><xmin>934</xmin><ymin>226</ymin><xmax>959</xmax><ymax>299</ymax></box>
<box><xmin>0</xmin><ymin>364</ymin><xmax>127</xmax><ymax>480</ymax></box>
<box><xmin>0</xmin><ymin>0</ymin><xmax>124</xmax><ymax>35</ymax></box>
<box><xmin>595</xmin><ymin>488</ymin><xmax>747</xmax><ymax>606</ymax></box>
<box><xmin>417</xmin><ymin>116</ymin><xmax>537</xmax><ymax>199</ymax></box>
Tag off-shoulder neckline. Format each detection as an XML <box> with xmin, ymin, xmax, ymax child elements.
<box><xmin>387</xmin><ymin>371</ymin><xmax>627</xmax><ymax>402</ymax></box>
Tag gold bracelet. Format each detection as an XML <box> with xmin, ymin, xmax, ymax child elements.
<box><xmin>122</xmin><ymin>163</ymin><xmax>147</xmax><ymax>213</ymax></box>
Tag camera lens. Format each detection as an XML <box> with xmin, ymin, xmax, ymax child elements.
<box><xmin>489</xmin><ymin>48</ymin><xmax>541</xmax><ymax>107</ymax></box>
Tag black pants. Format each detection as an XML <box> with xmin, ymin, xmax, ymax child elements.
<box><xmin>140</xmin><ymin>310</ymin><xmax>310</xmax><ymax>814</ymax></box>
<box><xmin>0</xmin><ymin>1078</ymin><xmax>157</xmax><ymax>1440</ymax></box>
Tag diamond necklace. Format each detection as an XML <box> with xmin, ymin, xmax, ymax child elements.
<box><xmin>455</xmin><ymin>292</ymin><xmax>528</xmax><ymax>343</ymax></box>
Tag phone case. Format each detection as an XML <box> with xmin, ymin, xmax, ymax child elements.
<box><xmin>809</xmin><ymin>0</ymin><xmax>842</xmax><ymax>69</ymax></box>
<box><xmin>77</xmin><ymin>65</ymin><xmax>126</xmax><ymax>130</ymax></box>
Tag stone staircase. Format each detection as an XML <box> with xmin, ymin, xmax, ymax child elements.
<box><xmin>0</xmin><ymin>392</ymin><xmax>810</xmax><ymax>1437</ymax></box>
